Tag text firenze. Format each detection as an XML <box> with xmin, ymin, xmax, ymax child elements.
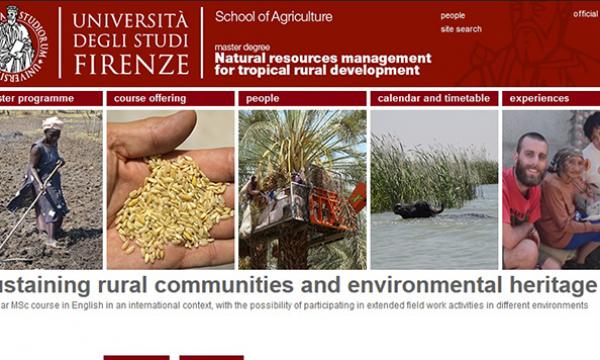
<box><xmin>72</xmin><ymin>12</ymin><xmax>190</xmax><ymax>76</ymax></box>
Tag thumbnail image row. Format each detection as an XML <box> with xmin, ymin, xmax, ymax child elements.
<box><xmin>1</xmin><ymin>110</ymin><xmax>598</xmax><ymax>271</ymax></box>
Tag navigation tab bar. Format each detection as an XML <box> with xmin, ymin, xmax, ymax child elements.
<box><xmin>371</xmin><ymin>91</ymin><xmax>498</xmax><ymax>106</ymax></box>
<box><xmin>239</xmin><ymin>91</ymin><xmax>366</xmax><ymax>107</ymax></box>
<box><xmin>503</xmin><ymin>91</ymin><xmax>600</xmax><ymax>106</ymax></box>
<box><xmin>104</xmin><ymin>356</ymin><xmax>169</xmax><ymax>360</ymax></box>
<box><xmin>0</xmin><ymin>91</ymin><xmax>102</xmax><ymax>106</ymax></box>
<box><xmin>180</xmin><ymin>356</ymin><xmax>244</xmax><ymax>360</ymax></box>
<box><xmin>107</xmin><ymin>91</ymin><xmax>234</xmax><ymax>106</ymax></box>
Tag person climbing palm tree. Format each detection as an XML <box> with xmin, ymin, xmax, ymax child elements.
<box><xmin>239</xmin><ymin>110</ymin><xmax>366</xmax><ymax>270</ymax></box>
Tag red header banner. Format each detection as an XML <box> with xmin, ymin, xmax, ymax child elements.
<box><xmin>1</xmin><ymin>1</ymin><xmax>599</xmax><ymax>87</ymax></box>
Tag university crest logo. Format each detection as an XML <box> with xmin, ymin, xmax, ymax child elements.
<box><xmin>0</xmin><ymin>5</ymin><xmax>48</xmax><ymax>83</ymax></box>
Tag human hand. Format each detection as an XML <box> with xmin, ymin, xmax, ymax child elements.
<box><xmin>575</xmin><ymin>177</ymin><xmax>594</xmax><ymax>198</ymax></box>
<box><xmin>528</xmin><ymin>227</ymin><xmax>541</xmax><ymax>246</ymax></box>
<box><xmin>106</xmin><ymin>111</ymin><xmax>234</xmax><ymax>269</ymax></box>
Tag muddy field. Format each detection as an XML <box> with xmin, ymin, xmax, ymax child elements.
<box><xmin>0</xmin><ymin>112</ymin><xmax>102</xmax><ymax>269</ymax></box>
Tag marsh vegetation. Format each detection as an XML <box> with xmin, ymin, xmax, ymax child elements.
<box><xmin>371</xmin><ymin>134</ymin><xmax>498</xmax><ymax>213</ymax></box>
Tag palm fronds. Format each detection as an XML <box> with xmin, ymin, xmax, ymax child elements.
<box><xmin>239</xmin><ymin>110</ymin><xmax>366</xmax><ymax>184</ymax></box>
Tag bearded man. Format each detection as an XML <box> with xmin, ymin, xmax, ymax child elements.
<box><xmin>503</xmin><ymin>132</ymin><xmax>560</xmax><ymax>269</ymax></box>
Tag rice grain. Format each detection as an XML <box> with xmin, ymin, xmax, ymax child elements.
<box><xmin>116</xmin><ymin>156</ymin><xmax>233</xmax><ymax>263</ymax></box>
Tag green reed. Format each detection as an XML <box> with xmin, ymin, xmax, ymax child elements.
<box><xmin>371</xmin><ymin>135</ymin><xmax>498</xmax><ymax>213</ymax></box>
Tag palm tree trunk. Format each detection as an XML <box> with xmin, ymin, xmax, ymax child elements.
<box><xmin>277</xmin><ymin>223</ymin><xmax>309</xmax><ymax>269</ymax></box>
<box><xmin>248</xmin><ymin>239</ymin><xmax>268</xmax><ymax>269</ymax></box>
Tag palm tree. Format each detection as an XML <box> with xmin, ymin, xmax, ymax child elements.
<box><xmin>239</xmin><ymin>110</ymin><xmax>366</xmax><ymax>269</ymax></box>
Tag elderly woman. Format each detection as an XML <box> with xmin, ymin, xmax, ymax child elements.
<box><xmin>536</xmin><ymin>148</ymin><xmax>600</xmax><ymax>266</ymax></box>
<box><xmin>8</xmin><ymin>117</ymin><xmax>68</xmax><ymax>248</ymax></box>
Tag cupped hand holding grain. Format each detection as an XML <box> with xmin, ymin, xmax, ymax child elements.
<box><xmin>107</xmin><ymin>111</ymin><xmax>234</xmax><ymax>269</ymax></box>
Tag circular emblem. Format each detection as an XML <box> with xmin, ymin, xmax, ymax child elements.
<box><xmin>0</xmin><ymin>5</ymin><xmax>48</xmax><ymax>82</ymax></box>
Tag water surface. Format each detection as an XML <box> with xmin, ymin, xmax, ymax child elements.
<box><xmin>371</xmin><ymin>184</ymin><xmax>498</xmax><ymax>270</ymax></box>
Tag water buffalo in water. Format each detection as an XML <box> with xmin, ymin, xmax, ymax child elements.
<box><xmin>393</xmin><ymin>201</ymin><xmax>444</xmax><ymax>219</ymax></box>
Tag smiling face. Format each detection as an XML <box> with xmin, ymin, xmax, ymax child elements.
<box><xmin>561</xmin><ymin>155</ymin><xmax>584</xmax><ymax>182</ymax></box>
<box><xmin>514</xmin><ymin>136</ymin><xmax>548</xmax><ymax>187</ymax></box>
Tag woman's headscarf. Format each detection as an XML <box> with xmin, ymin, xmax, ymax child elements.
<box><xmin>42</xmin><ymin>117</ymin><xmax>64</xmax><ymax>131</ymax></box>
<box><xmin>549</xmin><ymin>147</ymin><xmax>583</xmax><ymax>176</ymax></box>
